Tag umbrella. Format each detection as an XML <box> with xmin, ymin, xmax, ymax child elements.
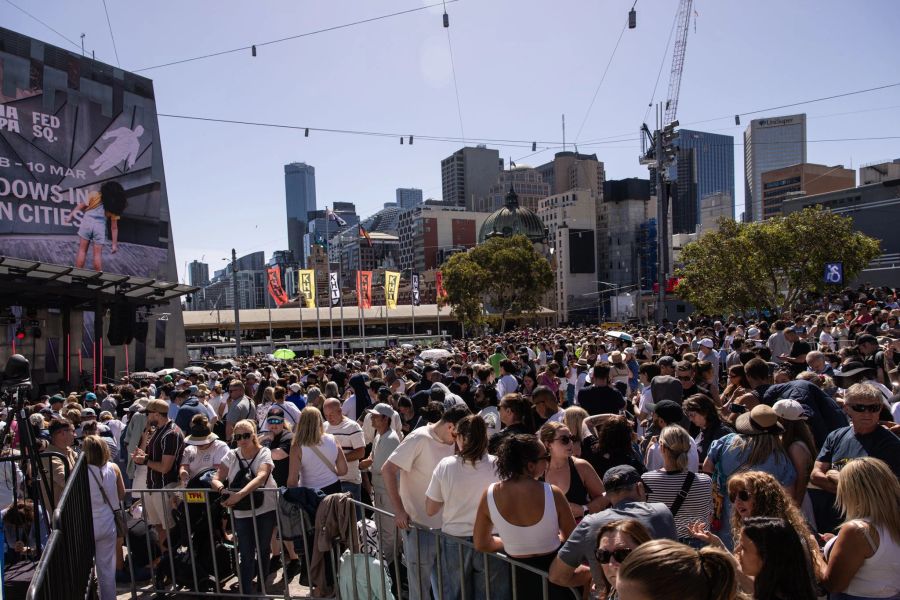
<box><xmin>129</xmin><ymin>371</ymin><xmax>156</xmax><ymax>380</ymax></box>
<box><xmin>207</xmin><ymin>359</ymin><xmax>239</xmax><ymax>371</ymax></box>
<box><xmin>273</xmin><ymin>348</ymin><xmax>296</xmax><ymax>360</ymax></box>
<box><xmin>400</xmin><ymin>343</ymin><xmax>415</xmax><ymax>350</ymax></box>
<box><xmin>420</xmin><ymin>348</ymin><xmax>451</xmax><ymax>360</ymax></box>
<box><xmin>604</xmin><ymin>331</ymin><xmax>633</xmax><ymax>342</ymax></box>
<box><xmin>183</xmin><ymin>366</ymin><xmax>207</xmax><ymax>375</ymax></box>
<box><xmin>155</xmin><ymin>368</ymin><xmax>181</xmax><ymax>377</ymax></box>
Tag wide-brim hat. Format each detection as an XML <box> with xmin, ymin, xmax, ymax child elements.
<box><xmin>184</xmin><ymin>431</ymin><xmax>218</xmax><ymax>446</ymax></box>
<box><xmin>735</xmin><ymin>405</ymin><xmax>784</xmax><ymax>435</ymax></box>
<box><xmin>832</xmin><ymin>361</ymin><xmax>875</xmax><ymax>379</ymax></box>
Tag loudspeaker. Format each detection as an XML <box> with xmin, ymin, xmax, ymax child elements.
<box><xmin>107</xmin><ymin>303</ymin><xmax>136</xmax><ymax>346</ymax></box>
<box><xmin>133</xmin><ymin>321</ymin><xmax>149</xmax><ymax>344</ymax></box>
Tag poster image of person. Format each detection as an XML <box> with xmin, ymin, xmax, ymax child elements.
<box><xmin>89</xmin><ymin>125</ymin><xmax>145</xmax><ymax>176</ymax></box>
<box><xmin>62</xmin><ymin>181</ymin><xmax>128</xmax><ymax>271</ymax></box>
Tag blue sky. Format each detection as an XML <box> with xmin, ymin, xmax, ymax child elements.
<box><xmin>5</xmin><ymin>0</ymin><xmax>900</xmax><ymax>282</ymax></box>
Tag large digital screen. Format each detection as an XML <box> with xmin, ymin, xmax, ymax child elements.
<box><xmin>0</xmin><ymin>27</ymin><xmax>171</xmax><ymax>278</ymax></box>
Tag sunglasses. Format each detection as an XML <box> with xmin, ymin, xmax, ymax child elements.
<box><xmin>234</xmin><ymin>432</ymin><xmax>253</xmax><ymax>441</ymax></box>
<box><xmin>677</xmin><ymin>375</ymin><xmax>693</xmax><ymax>382</ymax></box>
<box><xmin>848</xmin><ymin>403</ymin><xmax>881</xmax><ymax>414</ymax></box>
<box><xmin>267</xmin><ymin>418</ymin><xmax>284</xmax><ymax>424</ymax></box>
<box><xmin>729</xmin><ymin>489</ymin><xmax>751</xmax><ymax>503</ymax></box>
<box><xmin>595</xmin><ymin>548</ymin><xmax>633</xmax><ymax>564</ymax></box>
<box><xmin>554</xmin><ymin>435</ymin><xmax>574</xmax><ymax>445</ymax></box>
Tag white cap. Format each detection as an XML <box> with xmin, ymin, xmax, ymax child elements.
<box><xmin>773</xmin><ymin>399</ymin><xmax>807</xmax><ymax>421</ymax></box>
<box><xmin>699</xmin><ymin>338</ymin><xmax>714</xmax><ymax>348</ymax></box>
<box><xmin>747</xmin><ymin>327</ymin><xmax>760</xmax><ymax>338</ymax></box>
<box><xmin>289</xmin><ymin>383</ymin><xmax>302</xmax><ymax>393</ymax></box>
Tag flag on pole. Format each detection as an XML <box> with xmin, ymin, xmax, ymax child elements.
<box><xmin>357</xmin><ymin>271</ymin><xmax>372</xmax><ymax>309</ymax></box>
<box><xmin>359</xmin><ymin>225</ymin><xmax>373</xmax><ymax>248</ymax></box>
<box><xmin>297</xmin><ymin>270</ymin><xmax>316</xmax><ymax>308</ymax></box>
<box><xmin>435</xmin><ymin>270</ymin><xmax>447</xmax><ymax>301</ymax></box>
<box><xmin>266</xmin><ymin>266</ymin><xmax>289</xmax><ymax>306</ymax></box>
<box><xmin>329</xmin><ymin>272</ymin><xmax>341</xmax><ymax>306</ymax></box>
<box><xmin>411</xmin><ymin>272</ymin><xmax>421</xmax><ymax>306</ymax></box>
<box><xmin>385</xmin><ymin>271</ymin><xmax>400</xmax><ymax>310</ymax></box>
<box><xmin>327</xmin><ymin>208</ymin><xmax>348</xmax><ymax>227</ymax></box>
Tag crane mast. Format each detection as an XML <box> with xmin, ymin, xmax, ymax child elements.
<box><xmin>664</xmin><ymin>0</ymin><xmax>693</xmax><ymax>126</ymax></box>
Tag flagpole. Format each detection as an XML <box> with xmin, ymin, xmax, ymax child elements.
<box><xmin>410</xmin><ymin>268</ymin><xmax>416</xmax><ymax>344</ymax></box>
<box><xmin>327</xmin><ymin>206</ymin><xmax>334</xmax><ymax>357</ymax></box>
<box><xmin>385</xmin><ymin>274</ymin><xmax>390</xmax><ymax>347</ymax></box>
<box><xmin>315</xmin><ymin>271</ymin><xmax>322</xmax><ymax>356</ymax></box>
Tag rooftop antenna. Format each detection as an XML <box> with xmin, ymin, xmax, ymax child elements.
<box><xmin>562</xmin><ymin>114</ymin><xmax>566</xmax><ymax>152</ymax></box>
<box><xmin>80</xmin><ymin>33</ymin><xmax>85</xmax><ymax>56</ymax></box>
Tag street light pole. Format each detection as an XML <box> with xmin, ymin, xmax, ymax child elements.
<box><xmin>231</xmin><ymin>248</ymin><xmax>242</xmax><ymax>357</ymax></box>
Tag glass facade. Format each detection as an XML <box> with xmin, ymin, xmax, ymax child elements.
<box><xmin>673</xmin><ymin>129</ymin><xmax>735</xmax><ymax>233</ymax></box>
<box><xmin>743</xmin><ymin>115</ymin><xmax>807</xmax><ymax>221</ymax></box>
<box><xmin>284</xmin><ymin>162</ymin><xmax>317</xmax><ymax>265</ymax></box>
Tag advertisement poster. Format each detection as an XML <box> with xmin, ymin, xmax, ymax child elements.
<box><xmin>0</xmin><ymin>27</ymin><xmax>171</xmax><ymax>278</ymax></box>
<box><xmin>297</xmin><ymin>269</ymin><xmax>316</xmax><ymax>308</ymax></box>
<box><xmin>435</xmin><ymin>270</ymin><xmax>447</xmax><ymax>301</ymax></box>
<box><xmin>356</xmin><ymin>271</ymin><xmax>372</xmax><ymax>309</ymax></box>
<box><xmin>384</xmin><ymin>270</ymin><xmax>400</xmax><ymax>310</ymax></box>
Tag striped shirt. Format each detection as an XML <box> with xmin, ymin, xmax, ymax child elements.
<box><xmin>146</xmin><ymin>420</ymin><xmax>185</xmax><ymax>489</ymax></box>
<box><xmin>324</xmin><ymin>417</ymin><xmax>366</xmax><ymax>484</ymax></box>
<box><xmin>641</xmin><ymin>470</ymin><xmax>712</xmax><ymax>539</ymax></box>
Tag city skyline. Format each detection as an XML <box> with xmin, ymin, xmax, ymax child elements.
<box><xmin>5</xmin><ymin>1</ymin><xmax>898</xmax><ymax>281</ymax></box>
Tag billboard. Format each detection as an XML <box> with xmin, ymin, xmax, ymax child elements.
<box><xmin>0</xmin><ymin>27</ymin><xmax>171</xmax><ymax>278</ymax></box>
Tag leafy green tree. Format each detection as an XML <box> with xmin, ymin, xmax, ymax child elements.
<box><xmin>441</xmin><ymin>234</ymin><xmax>554</xmax><ymax>331</ymax></box>
<box><xmin>676</xmin><ymin>206</ymin><xmax>881</xmax><ymax>314</ymax></box>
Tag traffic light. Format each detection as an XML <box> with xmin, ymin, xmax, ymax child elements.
<box><xmin>15</xmin><ymin>326</ymin><xmax>25</xmax><ymax>340</ymax></box>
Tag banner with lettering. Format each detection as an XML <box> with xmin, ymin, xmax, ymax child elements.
<box><xmin>297</xmin><ymin>269</ymin><xmax>316</xmax><ymax>308</ymax></box>
<box><xmin>385</xmin><ymin>271</ymin><xmax>400</xmax><ymax>310</ymax></box>
<box><xmin>435</xmin><ymin>270</ymin><xmax>447</xmax><ymax>301</ymax></box>
<box><xmin>329</xmin><ymin>271</ymin><xmax>341</xmax><ymax>307</ymax></box>
<box><xmin>266</xmin><ymin>266</ymin><xmax>289</xmax><ymax>307</ymax></box>
<box><xmin>411</xmin><ymin>272</ymin><xmax>421</xmax><ymax>306</ymax></box>
<box><xmin>357</xmin><ymin>271</ymin><xmax>372</xmax><ymax>309</ymax></box>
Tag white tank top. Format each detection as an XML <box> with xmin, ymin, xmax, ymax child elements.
<box><xmin>88</xmin><ymin>463</ymin><xmax>119</xmax><ymax>525</ymax></box>
<box><xmin>486</xmin><ymin>482</ymin><xmax>560</xmax><ymax>557</ymax></box>
<box><xmin>824</xmin><ymin>520</ymin><xmax>900</xmax><ymax>598</ymax></box>
<box><xmin>298</xmin><ymin>434</ymin><xmax>340</xmax><ymax>490</ymax></box>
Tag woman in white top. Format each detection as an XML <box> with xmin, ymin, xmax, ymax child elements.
<box><xmin>83</xmin><ymin>435</ymin><xmax>125</xmax><ymax>600</ymax></box>
<box><xmin>179</xmin><ymin>414</ymin><xmax>229</xmax><ymax>484</ymax></box>
<box><xmin>210</xmin><ymin>419</ymin><xmax>278</xmax><ymax>598</ymax></box>
<box><xmin>822</xmin><ymin>457</ymin><xmax>900</xmax><ymax>600</ymax></box>
<box><xmin>425</xmin><ymin>415</ymin><xmax>506</xmax><ymax>600</ymax></box>
<box><xmin>286</xmin><ymin>407</ymin><xmax>348</xmax><ymax>494</ymax></box>
<box><xmin>474</xmin><ymin>433</ymin><xmax>576</xmax><ymax>600</ymax></box>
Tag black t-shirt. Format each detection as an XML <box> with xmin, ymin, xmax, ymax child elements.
<box><xmin>817</xmin><ymin>425</ymin><xmax>900</xmax><ymax>482</ymax></box>
<box><xmin>789</xmin><ymin>341</ymin><xmax>812</xmax><ymax>375</ymax></box>
<box><xmin>576</xmin><ymin>385</ymin><xmax>625</xmax><ymax>416</ymax></box>
<box><xmin>147</xmin><ymin>421</ymin><xmax>185</xmax><ymax>488</ymax></box>
<box><xmin>265</xmin><ymin>431</ymin><xmax>293</xmax><ymax>487</ymax></box>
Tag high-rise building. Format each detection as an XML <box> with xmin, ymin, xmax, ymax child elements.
<box><xmin>536</xmin><ymin>151</ymin><xmax>605</xmax><ymax>197</ymax></box>
<box><xmin>441</xmin><ymin>145</ymin><xmax>503</xmax><ymax>209</ymax></box>
<box><xmin>398</xmin><ymin>204</ymin><xmax>491</xmax><ymax>273</ymax></box>
<box><xmin>760</xmin><ymin>163</ymin><xmax>855</xmax><ymax>219</ymax></box>
<box><xmin>744</xmin><ymin>114</ymin><xmax>807</xmax><ymax>221</ymax></box>
<box><xmin>480</xmin><ymin>166</ymin><xmax>550</xmax><ymax>212</ymax></box>
<box><xmin>396</xmin><ymin>188</ymin><xmax>424</xmax><ymax>210</ymax></box>
<box><xmin>361</xmin><ymin>203</ymin><xmax>402</xmax><ymax>235</ymax></box>
<box><xmin>537</xmin><ymin>190</ymin><xmax>598</xmax><ymax>324</ymax></box>
<box><xmin>672</xmin><ymin>129</ymin><xmax>735</xmax><ymax>233</ymax></box>
<box><xmin>197</xmin><ymin>251</ymin><xmax>267</xmax><ymax>310</ymax></box>
<box><xmin>284</xmin><ymin>162</ymin><xmax>317</xmax><ymax>265</ymax></box>
<box><xmin>599</xmin><ymin>179</ymin><xmax>657</xmax><ymax>290</ymax></box>
<box><xmin>305</xmin><ymin>202</ymin><xmax>358</xmax><ymax>267</ymax></box>
<box><xmin>698</xmin><ymin>192</ymin><xmax>734</xmax><ymax>233</ymax></box>
<box><xmin>859</xmin><ymin>158</ymin><xmax>900</xmax><ymax>185</ymax></box>
<box><xmin>188</xmin><ymin>260</ymin><xmax>209</xmax><ymax>287</ymax></box>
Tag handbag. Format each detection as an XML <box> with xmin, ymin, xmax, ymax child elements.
<box><xmin>227</xmin><ymin>449</ymin><xmax>265</xmax><ymax>511</ymax></box>
<box><xmin>89</xmin><ymin>466</ymin><xmax>127</xmax><ymax>538</ymax></box>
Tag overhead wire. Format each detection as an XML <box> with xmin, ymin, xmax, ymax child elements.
<box><xmin>643</xmin><ymin>3</ymin><xmax>680</xmax><ymax>125</ymax></box>
<box><xmin>444</xmin><ymin>2</ymin><xmax>466</xmax><ymax>141</ymax></box>
<box><xmin>132</xmin><ymin>0</ymin><xmax>460</xmax><ymax>72</ymax></box>
<box><xmin>100</xmin><ymin>0</ymin><xmax>121</xmax><ymax>67</ymax></box>
<box><xmin>4</xmin><ymin>0</ymin><xmax>82</xmax><ymax>50</ymax></box>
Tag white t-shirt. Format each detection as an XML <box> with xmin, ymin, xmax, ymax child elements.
<box><xmin>497</xmin><ymin>374</ymin><xmax>519</xmax><ymax>398</ymax></box>
<box><xmin>220</xmin><ymin>446</ymin><xmax>277</xmax><ymax>519</ymax></box>
<box><xmin>386</xmin><ymin>425</ymin><xmax>455</xmax><ymax>529</ymax></box>
<box><xmin>181</xmin><ymin>440</ymin><xmax>230</xmax><ymax>478</ymax></box>
<box><xmin>297</xmin><ymin>434</ymin><xmax>341</xmax><ymax>490</ymax></box>
<box><xmin>644</xmin><ymin>435</ymin><xmax>700</xmax><ymax>472</ymax></box>
<box><xmin>341</xmin><ymin>395</ymin><xmax>357</xmax><ymax>418</ymax></box>
<box><xmin>325</xmin><ymin>418</ymin><xmax>366</xmax><ymax>484</ymax></box>
<box><xmin>426</xmin><ymin>454</ymin><xmax>499</xmax><ymax>536</ymax></box>
<box><xmin>545</xmin><ymin>408</ymin><xmax>566</xmax><ymax>424</ymax></box>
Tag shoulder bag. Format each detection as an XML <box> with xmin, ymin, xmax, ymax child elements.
<box><xmin>307</xmin><ymin>443</ymin><xmax>339</xmax><ymax>476</ymax></box>
<box><xmin>89</xmin><ymin>466</ymin><xmax>127</xmax><ymax>538</ymax></box>
<box><xmin>227</xmin><ymin>449</ymin><xmax>266</xmax><ymax>511</ymax></box>
<box><xmin>669</xmin><ymin>471</ymin><xmax>696</xmax><ymax>517</ymax></box>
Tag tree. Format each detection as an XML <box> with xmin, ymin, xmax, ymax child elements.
<box><xmin>675</xmin><ymin>206</ymin><xmax>881</xmax><ymax>314</ymax></box>
<box><xmin>441</xmin><ymin>234</ymin><xmax>554</xmax><ymax>331</ymax></box>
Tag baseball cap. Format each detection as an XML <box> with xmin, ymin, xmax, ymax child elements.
<box><xmin>84</xmin><ymin>392</ymin><xmax>97</xmax><ymax>403</ymax></box>
<box><xmin>647</xmin><ymin>399</ymin><xmax>684</xmax><ymax>424</ymax></box>
<box><xmin>772</xmin><ymin>399</ymin><xmax>808</xmax><ymax>421</ymax></box>
<box><xmin>49</xmin><ymin>395</ymin><xmax>65</xmax><ymax>406</ymax></box>
<box><xmin>145</xmin><ymin>398</ymin><xmax>170</xmax><ymax>415</ymax></box>
<box><xmin>366</xmin><ymin>403</ymin><xmax>396</xmax><ymax>418</ymax></box>
<box><xmin>699</xmin><ymin>338</ymin><xmax>714</xmax><ymax>348</ymax></box>
<box><xmin>289</xmin><ymin>383</ymin><xmax>302</xmax><ymax>393</ymax></box>
<box><xmin>81</xmin><ymin>408</ymin><xmax>97</xmax><ymax>420</ymax></box>
<box><xmin>602</xmin><ymin>465</ymin><xmax>647</xmax><ymax>493</ymax></box>
<box><xmin>650</xmin><ymin>375</ymin><xmax>682</xmax><ymax>404</ymax></box>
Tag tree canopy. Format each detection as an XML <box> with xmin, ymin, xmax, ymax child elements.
<box><xmin>441</xmin><ymin>234</ymin><xmax>554</xmax><ymax>331</ymax></box>
<box><xmin>675</xmin><ymin>206</ymin><xmax>881</xmax><ymax>314</ymax></box>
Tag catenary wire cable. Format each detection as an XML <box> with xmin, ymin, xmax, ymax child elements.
<box><xmin>444</xmin><ymin>5</ymin><xmax>466</xmax><ymax>141</ymax></box>
<box><xmin>643</xmin><ymin>3</ymin><xmax>680</xmax><ymax>125</ymax></box>
<box><xmin>133</xmin><ymin>0</ymin><xmax>459</xmax><ymax>72</ymax></box>
<box><xmin>4</xmin><ymin>0</ymin><xmax>82</xmax><ymax>50</ymax></box>
<box><xmin>574</xmin><ymin>14</ymin><xmax>629</xmax><ymax>144</ymax></box>
<box><xmin>100</xmin><ymin>0</ymin><xmax>121</xmax><ymax>67</ymax></box>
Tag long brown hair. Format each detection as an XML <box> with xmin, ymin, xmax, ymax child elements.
<box><xmin>596</xmin><ymin>519</ymin><xmax>652</xmax><ymax>597</ymax></box>
<box><xmin>455</xmin><ymin>414</ymin><xmax>488</xmax><ymax>466</ymax></box>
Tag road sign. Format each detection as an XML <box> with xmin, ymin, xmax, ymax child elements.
<box><xmin>824</xmin><ymin>262</ymin><xmax>843</xmax><ymax>285</ymax></box>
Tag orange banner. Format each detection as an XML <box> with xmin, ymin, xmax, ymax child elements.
<box><xmin>357</xmin><ymin>271</ymin><xmax>372</xmax><ymax>309</ymax></box>
<box><xmin>267</xmin><ymin>266</ymin><xmax>289</xmax><ymax>306</ymax></box>
<box><xmin>435</xmin><ymin>270</ymin><xmax>447</xmax><ymax>301</ymax></box>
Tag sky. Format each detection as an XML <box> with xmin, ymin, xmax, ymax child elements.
<box><xmin>5</xmin><ymin>0</ymin><xmax>900</xmax><ymax>283</ymax></box>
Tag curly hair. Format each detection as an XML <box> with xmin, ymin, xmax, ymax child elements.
<box><xmin>727</xmin><ymin>471</ymin><xmax>814</xmax><ymax>545</ymax></box>
<box><xmin>495</xmin><ymin>433</ymin><xmax>545</xmax><ymax>481</ymax></box>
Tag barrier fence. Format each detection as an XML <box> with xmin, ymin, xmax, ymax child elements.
<box><xmin>115</xmin><ymin>485</ymin><xmax>571</xmax><ymax>600</ymax></box>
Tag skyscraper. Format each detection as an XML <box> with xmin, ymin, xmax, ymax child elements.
<box><xmin>284</xmin><ymin>162</ymin><xmax>317</xmax><ymax>265</ymax></box>
<box><xmin>187</xmin><ymin>260</ymin><xmax>209</xmax><ymax>287</ymax></box>
<box><xmin>744</xmin><ymin>114</ymin><xmax>807</xmax><ymax>221</ymax></box>
<box><xmin>396</xmin><ymin>188</ymin><xmax>424</xmax><ymax>210</ymax></box>
<box><xmin>441</xmin><ymin>146</ymin><xmax>503</xmax><ymax>209</ymax></box>
<box><xmin>673</xmin><ymin>129</ymin><xmax>735</xmax><ymax>233</ymax></box>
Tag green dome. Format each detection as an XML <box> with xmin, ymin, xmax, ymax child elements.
<box><xmin>478</xmin><ymin>186</ymin><xmax>547</xmax><ymax>244</ymax></box>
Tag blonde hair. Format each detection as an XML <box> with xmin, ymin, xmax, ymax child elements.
<box><xmin>837</xmin><ymin>457</ymin><xmax>900</xmax><ymax>544</ymax></box>
<box><xmin>292</xmin><ymin>407</ymin><xmax>325</xmax><ymax>448</ymax></box>
<box><xmin>564</xmin><ymin>406</ymin><xmax>588</xmax><ymax>443</ymax></box>
<box><xmin>81</xmin><ymin>435</ymin><xmax>111</xmax><ymax>467</ymax></box>
<box><xmin>659</xmin><ymin>425</ymin><xmax>692</xmax><ymax>471</ymax></box>
<box><xmin>233</xmin><ymin>419</ymin><xmax>260</xmax><ymax>448</ymax></box>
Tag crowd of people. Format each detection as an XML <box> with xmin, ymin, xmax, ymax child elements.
<box><xmin>2</xmin><ymin>286</ymin><xmax>900</xmax><ymax>600</ymax></box>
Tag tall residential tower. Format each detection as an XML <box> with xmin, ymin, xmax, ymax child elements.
<box><xmin>284</xmin><ymin>162</ymin><xmax>317</xmax><ymax>265</ymax></box>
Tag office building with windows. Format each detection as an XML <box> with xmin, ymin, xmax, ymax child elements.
<box><xmin>441</xmin><ymin>145</ymin><xmax>504</xmax><ymax>210</ymax></box>
<box><xmin>760</xmin><ymin>163</ymin><xmax>854</xmax><ymax>219</ymax></box>
<box><xmin>673</xmin><ymin>129</ymin><xmax>735</xmax><ymax>233</ymax></box>
<box><xmin>396</xmin><ymin>188</ymin><xmax>424</xmax><ymax>210</ymax></box>
<box><xmin>744</xmin><ymin>114</ymin><xmax>807</xmax><ymax>221</ymax></box>
<box><xmin>285</xmin><ymin>162</ymin><xmax>317</xmax><ymax>265</ymax></box>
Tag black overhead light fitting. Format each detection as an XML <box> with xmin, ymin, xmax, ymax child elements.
<box><xmin>251</xmin><ymin>45</ymin><xmax>257</xmax><ymax>57</ymax></box>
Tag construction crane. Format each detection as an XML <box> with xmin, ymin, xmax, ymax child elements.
<box><xmin>664</xmin><ymin>0</ymin><xmax>693</xmax><ymax>126</ymax></box>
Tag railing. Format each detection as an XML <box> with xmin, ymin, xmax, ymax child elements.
<box><xmin>113</xmin><ymin>486</ymin><xmax>573</xmax><ymax>600</ymax></box>
<box><xmin>26</xmin><ymin>453</ymin><xmax>95</xmax><ymax>600</ymax></box>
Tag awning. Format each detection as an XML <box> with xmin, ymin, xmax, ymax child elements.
<box><xmin>0</xmin><ymin>256</ymin><xmax>198</xmax><ymax>309</ymax></box>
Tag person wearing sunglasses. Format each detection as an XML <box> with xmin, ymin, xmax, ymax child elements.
<box><xmin>594</xmin><ymin>519</ymin><xmax>652</xmax><ymax>600</ymax></box>
<box><xmin>810</xmin><ymin>383</ymin><xmax>900</xmax><ymax>535</ymax></box>
<box><xmin>473</xmin><ymin>433</ymin><xmax>575</xmax><ymax>600</ymax></box>
<box><xmin>539</xmin><ymin>421</ymin><xmax>607</xmax><ymax>521</ymax></box>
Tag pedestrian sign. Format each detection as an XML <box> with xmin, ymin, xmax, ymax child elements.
<box><xmin>824</xmin><ymin>262</ymin><xmax>843</xmax><ymax>285</ymax></box>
